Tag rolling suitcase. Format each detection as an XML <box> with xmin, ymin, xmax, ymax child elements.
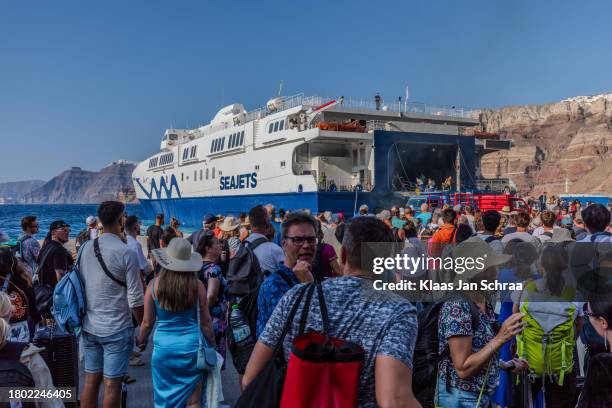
<box><xmin>33</xmin><ymin>324</ymin><xmax>79</xmax><ymax>407</ymax></box>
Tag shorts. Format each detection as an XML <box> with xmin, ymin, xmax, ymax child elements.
<box><xmin>435</xmin><ymin>376</ymin><xmax>492</xmax><ymax>408</ymax></box>
<box><xmin>82</xmin><ymin>327</ymin><xmax>132</xmax><ymax>379</ymax></box>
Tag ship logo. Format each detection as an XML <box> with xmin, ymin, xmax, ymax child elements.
<box><xmin>135</xmin><ymin>175</ymin><xmax>182</xmax><ymax>200</ymax></box>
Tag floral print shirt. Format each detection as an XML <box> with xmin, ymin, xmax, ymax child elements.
<box><xmin>438</xmin><ymin>298</ymin><xmax>499</xmax><ymax>393</ymax></box>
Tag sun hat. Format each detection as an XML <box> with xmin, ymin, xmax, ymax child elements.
<box><xmin>549</xmin><ymin>227</ymin><xmax>574</xmax><ymax>243</ymax></box>
<box><xmin>151</xmin><ymin>238</ymin><xmax>202</xmax><ymax>272</ymax></box>
<box><xmin>500</xmin><ymin>206</ymin><xmax>512</xmax><ymax>215</ymax></box>
<box><xmin>241</xmin><ymin>216</ymin><xmax>251</xmax><ymax>227</ymax></box>
<box><xmin>451</xmin><ymin>236</ymin><xmax>512</xmax><ymax>282</ymax></box>
<box><xmin>220</xmin><ymin>216</ymin><xmax>240</xmax><ymax>232</ymax></box>
<box><xmin>86</xmin><ymin>216</ymin><xmax>97</xmax><ymax>226</ymax></box>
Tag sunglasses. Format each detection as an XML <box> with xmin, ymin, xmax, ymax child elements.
<box><xmin>285</xmin><ymin>236</ymin><xmax>317</xmax><ymax>245</ymax></box>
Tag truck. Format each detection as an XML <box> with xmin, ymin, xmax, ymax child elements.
<box><xmin>406</xmin><ymin>192</ymin><xmax>528</xmax><ymax>214</ymax></box>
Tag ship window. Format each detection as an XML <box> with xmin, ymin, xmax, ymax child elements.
<box><xmin>274</xmin><ymin>121</ymin><xmax>280</xmax><ymax>132</ymax></box>
<box><xmin>169</xmin><ymin>134</ymin><xmax>178</xmax><ymax>141</ymax></box>
<box><xmin>280</xmin><ymin>161</ymin><xmax>286</xmax><ymax>168</ymax></box>
<box><xmin>268</xmin><ymin>123</ymin><xmax>274</xmax><ymax>133</ymax></box>
<box><xmin>221</xmin><ymin>137</ymin><xmax>225</xmax><ymax>150</ymax></box>
<box><xmin>359</xmin><ymin>148</ymin><xmax>366</xmax><ymax>166</ymax></box>
<box><xmin>194</xmin><ymin>170</ymin><xmax>197</xmax><ymax>181</ymax></box>
<box><xmin>229</xmin><ymin>134</ymin><xmax>233</xmax><ymax>148</ymax></box>
<box><xmin>279</xmin><ymin>120</ymin><xmax>284</xmax><ymax>131</ymax></box>
<box><xmin>352</xmin><ymin>149</ymin><xmax>358</xmax><ymax>166</ymax></box>
<box><xmin>296</xmin><ymin>143</ymin><xmax>309</xmax><ymax>163</ymax></box>
<box><xmin>255</xmin><ymin>165</ymin><xmax>260</xmax><ymax>170</ymax></box>
<box><xmin>212</xmin><ymin>167</ymin><xmax>216</xmax><ymax>179</ymax></box>
<box><xmin>190</xmin><ymin>146</ymin><xmax>197</xmax><ymax>158</ymax></box>
<box><xmin>181</xmin><ymin>173</ymin><xmax>184</xmax><ymax>181</ymax></box>
<box><xmin>199</xmin><ymin>169</ymin><xmax>203</xmax><ymax>180</ymax></box>
<box><xmin>206</xmin><ymin>168</ymin><xmax>209</xmax><ymax>179</ymax></box>
<box><xmin>240</xmin><ymin>131</ymin><xmax>244</xmax><ymax>145</ymax></box>
<box><xmin>183</xmin><ymin>149</ymin><xmax>188</xmax><ymax>160</ymax></box>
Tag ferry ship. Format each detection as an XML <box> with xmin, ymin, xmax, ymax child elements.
<box><xmin>132</xmin><ymin>93</ymin><xmax>512</xmax><ymax>225</ymax></box>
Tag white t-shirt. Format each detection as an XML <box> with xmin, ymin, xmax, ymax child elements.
<box><xmin>127</xmin><ymin>235</ymin><xmax>149</xmax><ymax>272</ymax></box>
<box><xmin>246</xmin><ymin>232</ymin><xmax>285</xmax><ymax>273</ymax></box>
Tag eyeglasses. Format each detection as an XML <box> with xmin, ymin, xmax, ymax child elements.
<box><xmin>284</xmin><ymin>236</ymin><xmax>317</xmax><ymax>245</ymax></box>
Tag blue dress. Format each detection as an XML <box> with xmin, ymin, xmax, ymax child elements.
<box><xmin>151</xmin><ymin>285</ymin><xmax>203</xmax><ymax>408</ymax></box>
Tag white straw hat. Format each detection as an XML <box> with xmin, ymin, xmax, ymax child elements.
<box><xmin>151</xmin><ymin>238</ymin><xmax>202</xmax><ymax>272</ymax></box>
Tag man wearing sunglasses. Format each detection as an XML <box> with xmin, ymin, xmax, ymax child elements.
<box><xmin>256</xmin><ymin>212</ymin><xmax>316</xmax><ymax>338</ymax></box>
<box><xmin>37</xmin><ymin>220</ymin><xmax>74</xmax><ymax>291</ymax></box>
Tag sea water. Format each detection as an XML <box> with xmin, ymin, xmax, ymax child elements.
<box><xmin>0</xmin><ymin>204</ymin><xmax>148</xmax><ymax>239</ymax></box>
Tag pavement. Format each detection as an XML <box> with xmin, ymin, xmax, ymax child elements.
<box><xmin>78</xmin><ymin>332</ymin><xmax>241</xmax><ymax>407</ymax></box>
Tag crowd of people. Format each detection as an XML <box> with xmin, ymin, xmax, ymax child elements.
<box><xmin>0</xmin><ymin>196</ymin><xmax>611</xmax><ymax>407</ymax></box>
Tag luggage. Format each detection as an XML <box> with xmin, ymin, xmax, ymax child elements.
<box><xmin>226</xmin><ymin>237</ymin><xmax>267</xmax><ymax>297</ymax></box>
<box><xmin>0</xmin><ymin>342</ymin><xmax>35</xmax><ymax>408</ymax></box>
<box><xmin>235</xmin><ymin>284</ymin><xmax>309</xmax><ymax>408</ymax></box>
<box><xmin>33</xmin><ymin>324</ymin><xmax>79</xmax><ymax>407</ymax></box>
<box><xmin>280</xmin><ymin>283</ymin><xmax>364</xmax><ymax>408</ymax></box>
<box><xmin>412</xmin><ymin>298</ymin><xmax>480</xmax><ymax>408</ymax></box>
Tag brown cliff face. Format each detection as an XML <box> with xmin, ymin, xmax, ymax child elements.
<box><xmin>21</xmin><ymin>161</ymin><xmax>137</xmax><ymax>204</ymax></box>
<box><xmin>479</xmin><ymin>94</ymin><xmax>612</xmax><ymax>195</ymax></box>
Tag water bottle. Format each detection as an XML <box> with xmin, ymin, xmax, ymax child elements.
<box><xmin>230</xmin><ymin>304</ymin><xmax>253</xmax><ymax>343</ymax></box>
<box><xmin>229</xmin><ymin>304</ymin><xmax>255</xmax><ymax>372</ymax></box>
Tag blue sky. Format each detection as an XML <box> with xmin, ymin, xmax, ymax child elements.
<box><xmin>1</xmin><ymin>0</ymin><xmax>611</xmax><ymax>182</ymax></box>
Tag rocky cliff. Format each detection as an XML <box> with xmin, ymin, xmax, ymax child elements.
<box><xmin>0</xmin><ymin>180</ymin><xmax>46</xmax><ymax>202</ymax></box>
<box><xmin>22</xmin><ymin>161</ymin><xmax>137</xmax><ymax>204</ymax></box>
<box><xmin>479</xmin><ymin>94</ymin><xmax>612</xmax><ymax>195</ymax></box>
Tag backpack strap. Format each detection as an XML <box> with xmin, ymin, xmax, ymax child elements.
<box><xmin>275</xmin><ymin>269</ymin><xmax>296</xmax><ymax>289</ymax></box>
<box><xmin>248</xmin><ymin>237</ymin><xmax>268</xmax><ymax>251</ymax></box>
<box><xmin>17</xmin><ymin>236</ymin><xmax>33</xmax><ymax>258</ymax></box>
<box><xmin>93</xmin><ymin>238</ymin><xmax>126</xmax><ymax>288</ymax></box>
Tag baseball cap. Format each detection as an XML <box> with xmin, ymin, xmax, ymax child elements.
<box><xmin>86</xmin><ymin>216</ymin><xmax>97</xmax><ymax>225</ymax></box>
<box><xmin>49</xmin><ymin>220</ymin><xmax>70</xmax><ymax>232</ymax></box>
<box><xmin>203</xmin><ymin>213</ymin><xmax>218</xmax><ymax>224</ymax></box>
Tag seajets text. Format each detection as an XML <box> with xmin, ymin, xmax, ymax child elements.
<box><xmin>220</xmin><ymin>172</ymin><xmax>258</xmax><ymax>190</ymax></box>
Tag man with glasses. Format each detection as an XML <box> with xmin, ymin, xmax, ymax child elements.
<box><xmin>37</xmin><ymin>220</ymin><xmax>73</xmax><ymax>290</ymax></box>
<box><xmin>256</xmin><ymin>212</ymin><xmax>316</xmax><ymax>338</ymax></box>
<box><xmin>18</xmin><ymin>215</ymin><xmax>41</xmax><ymax>277</ymax></box>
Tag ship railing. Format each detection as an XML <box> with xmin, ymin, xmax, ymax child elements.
<box><xmin>243</xmin><ymin>95</ymin><xmax>477</xmax><ymax>123</ymax></box>
<box><xmin>474</xmin><ymin>178</ymin><xmax>512</xmax><ymax>192</ymax></box>
<box><xmin>336</xmin><ymin>97</ymin><xmax>477</xmax><ymax>119</ymax></box>
<box><xmin>317</xmin><ymin>178</ymin><xmax>373</xmax><ymax>193</ymax></box>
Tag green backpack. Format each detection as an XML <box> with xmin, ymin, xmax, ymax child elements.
<box><xmin>516</xmin><ymin>280</ymin><xmax>576</xmax><ymax>385</ymax></box>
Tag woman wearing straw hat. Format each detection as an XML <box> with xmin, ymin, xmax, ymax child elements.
<box><xmin>436</xmin><ymin>236</ymin><xmax>529</xmax><ymax>408</ymax></box>
<box><xmin>219</xmin><ymin>216</ymin><xmax>241</xmax><ymax>259</ymax></box>
<box><xmin>136</xmin><ymin>238</ymin><xmax>215</xmax><ymax>408</ymax></box>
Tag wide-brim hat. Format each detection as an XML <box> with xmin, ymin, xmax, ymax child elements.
<box><xmin>500</xmin><ymin>206</ymin><xmax>512</xmax><ymax>215</ymax></box>
<box><xmin>151</xmin><ymin>238</ymin><xmax>202</xmax><ymax>272</ymax></box>
<box><xmin>452</xmin><ymin>236</ymin><xmax>512</xmax><ymax>282</ymax></box>
<box><xmin>549</xmin><ymin>228</ymin><xmax>574</xmax><ymax>243</ymax></box>
<box><xmin>241</xmin><ymin>216</ymin><xmax>251</xmax><ymax>227</ymax></box>
<box><xmin>220</xmin><ymin>216</ymin><xmax>240</xmax><ymax>232</ymax></box>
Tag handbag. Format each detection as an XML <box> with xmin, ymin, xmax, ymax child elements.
<box><xmin>196</xmin><ymin>299</ymin><xmax>217</xmax><ymax>371</ymax></box>
<box><xmin>235</xmin><ymin>284</ymin><xmax>310</xmax><ymax>408</ymax></box>
<box><xmin>280</xmin><ymin>283</ymin><xmax>364</xmax><ymax>408</ymax></box>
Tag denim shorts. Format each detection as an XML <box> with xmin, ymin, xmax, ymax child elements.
<box><xmin>82</xmin><ymin>327</ymin><xmax>132</xmax><ymax>379</ymax></box>
<box><xmin>435</xmin><ymin>376</ymin><xmax>492</xmax><ymax>408</ymax></box>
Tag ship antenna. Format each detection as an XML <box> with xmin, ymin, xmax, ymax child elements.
<box><xmin>277</xmin><ymin>80</ymin><xmax>284</xmax><ymax>96</ymax></box>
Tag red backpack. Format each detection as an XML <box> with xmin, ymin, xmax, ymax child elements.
<box><xmin>281</xmin><ymin>283</ymin><xmax>364</xmax><ymax>408</ymax></box>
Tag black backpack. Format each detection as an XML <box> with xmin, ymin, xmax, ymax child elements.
<box><xmin>412</xmin><ymin>298</ymin><xmax>480</xmax><ymax>408</ymax></box>
<box><xmin>228</xmin><ymin>270</ymin><xmax>295</xmax><ymax>374</ymax></box>
<box><xmin>0</xmin><ymin>342</ymin><xmax>35</xmax><ymax>407</ymax></box>
<box><xmin>226</xmin><ymin>237</ymin><xmax>268</xmax><ymax>297</ymax></box>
